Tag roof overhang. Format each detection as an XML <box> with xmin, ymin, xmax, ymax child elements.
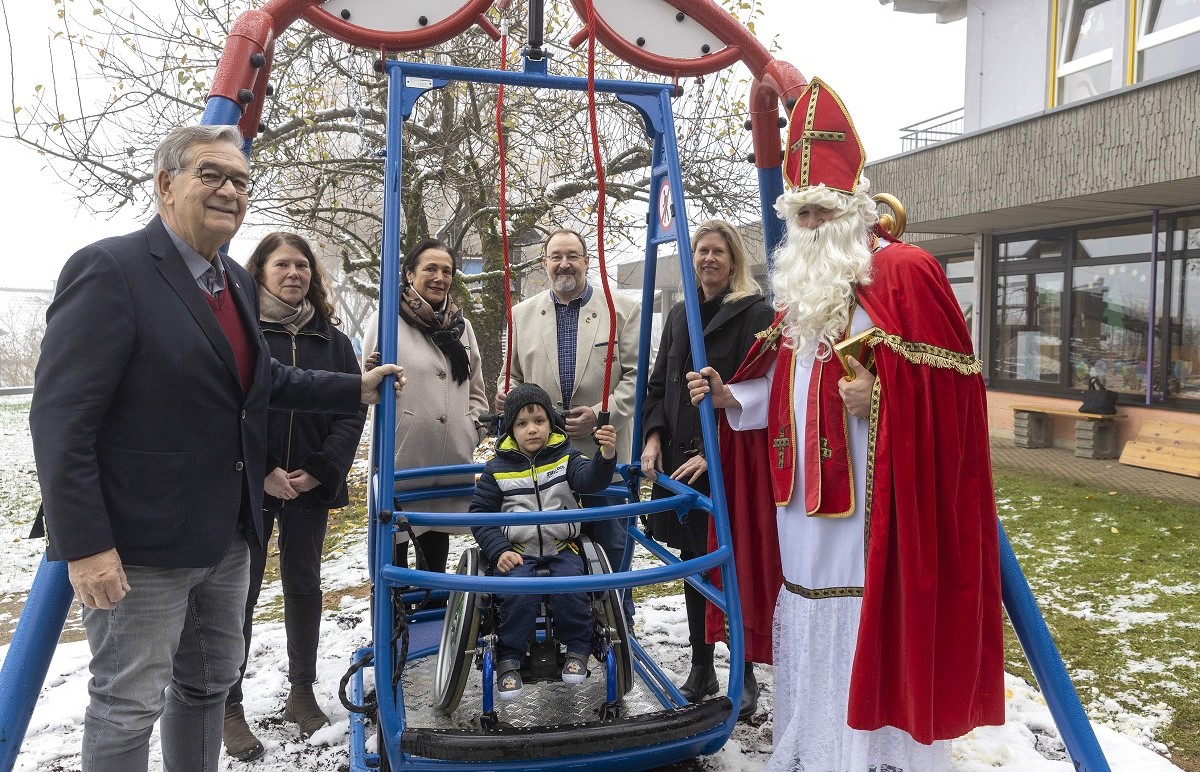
<box><xmin>907</xmin><ymin>178</ymin><xmax>1200</xmax><ymax>239</ymax></box>
<box><xmin>866</xmin><ymin>69</ymin><xmax>1200</xmax><ymax>253</ymax></box>
<box><xmin>881</xmin><ymin>0</ymin><xmax>967</xmax><ymax>23</ymax></box>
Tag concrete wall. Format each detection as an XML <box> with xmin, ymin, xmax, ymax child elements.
<box><xmin>964</xmin><ymin>0</ymin><xmax>1050</xmax><ymax>133</ymax></box>
<box><xmin>865</xmin><ymin>68</ymin><xmax>1200</xmax><ymax>228</ymax></box>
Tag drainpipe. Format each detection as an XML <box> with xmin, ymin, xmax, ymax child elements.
<box><xmin>1146</xmin><ymin>210</ymin><xmax>1159</xmax><ymax>405</ymax></box>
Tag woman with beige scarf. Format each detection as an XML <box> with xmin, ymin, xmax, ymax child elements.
<box><xmin>362</xmin><ymin>237</ymin><xmax>489</xmax><ymax>579</ymax></box>
<box><xmin>223</xmin><ymin>232</ymin><xmax>366</xmax><ymax>761</ymax></box>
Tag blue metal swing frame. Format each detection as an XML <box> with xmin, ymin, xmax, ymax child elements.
<box><xmin>345</xmin><ymin>57</ymin><xmax>746</xmax><ymax>771</ymax></box>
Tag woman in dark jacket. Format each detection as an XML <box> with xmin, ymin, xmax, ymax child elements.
<box><xmin>641</xmin><ymin>220</ymin><xmax>774</xmax><ymax>721</ymax></box>
<box><xmin>223</xmin><ymin>232</ymin><xmax>367</xmax><ymax>761</ymax></box>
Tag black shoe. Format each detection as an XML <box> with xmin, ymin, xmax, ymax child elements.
<box><xmin>738</xmin><ymin>664</ymin><xmax>759</xmax><ymax>721</ymax></box>
<box><xmin>678</xmin><ymin>660</ymin><xmax>719</xmax><ymax>703</ymax></box>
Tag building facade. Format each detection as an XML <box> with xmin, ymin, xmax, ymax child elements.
<box><xmin>876</xmin><ymin>0</ymin><xmax>1200</xmax><ymax>445</ymax></box>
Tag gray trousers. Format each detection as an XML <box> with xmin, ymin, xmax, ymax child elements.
<box><xmin>80</xmin><ymin>537</ymin><xmax>251</xmax><ymax>772</ymax></box>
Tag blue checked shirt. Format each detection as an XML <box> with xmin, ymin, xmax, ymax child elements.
<box><xmin>552</xmin><ymin>284</ymin><xmax>593</xmax><ymax>410</ymax></box>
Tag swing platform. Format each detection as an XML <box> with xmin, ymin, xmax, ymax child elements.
<box><xmin>349</xmin><ymin>639</ymin><xmax>731</xmax><ymax>769</ymax></box>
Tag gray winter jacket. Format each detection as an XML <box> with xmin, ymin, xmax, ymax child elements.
<box><xmin>470</xmin><ymin>430</ymin><xmax>617</xmax><ymax>561</ymax></box>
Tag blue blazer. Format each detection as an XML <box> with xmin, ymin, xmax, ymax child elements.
<box><xmin>30</xmin><ymin>217</ymin><xmax>362</xmax><ymax>568</ymax></box>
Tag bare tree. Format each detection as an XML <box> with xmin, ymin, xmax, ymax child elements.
<box><xmin>3</xmin><ymin>0</ymin><xmax>766</xmax><ymax>387</ymax></box>
<box><xmin>0</xmin><ymin>296</ymin><xmax>48</xmax><ymax>387</ymax></box>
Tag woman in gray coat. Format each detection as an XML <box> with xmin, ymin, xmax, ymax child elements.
<box><xmin>363</xmin><ymin>237</ymin><xmax>489</xmax><ymax>575</ymax></box>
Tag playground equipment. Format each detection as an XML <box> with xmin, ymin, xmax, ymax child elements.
<box><xmin>0</xmin><ymin>2</ymin><xmax>1112</xmax><ymax>771</ymax></box>
<box><xmin>339</xmin><ymin>21</ymin><xmax>751</xmax><ymax>766</ymax></box>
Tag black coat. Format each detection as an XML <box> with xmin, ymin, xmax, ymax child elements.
<box><xmin>642</xmin><ymin>292</ymin><xmax>775</xmax><ymax>550</ymax></box>
<box><xmin>261</xmin><ymin>315</ymin><xmax>366</xmax><ymax>511</ymax></box>
<box><xmin>30</xmin><ymin>217</ymin><xmax>362</xmax><ymax>567</ymax></box>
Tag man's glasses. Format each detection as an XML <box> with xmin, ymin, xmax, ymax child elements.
<box><xmin>174</xmin><ymin>167</ymin><xmax>252</xmax><ymax>196</ymax></box>
<box><xmin>545</xmin><ymin>252</ymin><xmax>585</xmax><ymax>264</ymax></box>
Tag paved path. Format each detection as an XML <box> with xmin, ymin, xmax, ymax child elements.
<box><xmin>989</xmin><ymin>435</ymin><xmax>1199</xmax><ymax>507</ymax></box>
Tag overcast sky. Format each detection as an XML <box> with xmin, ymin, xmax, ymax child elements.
<box><xmin>0</xmin><ymin>0</ymin><xmax>964</xmax><ymax>290</ymax></box>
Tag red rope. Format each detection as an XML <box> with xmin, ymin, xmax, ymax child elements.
<box><xmin>584</xmin><ymin>0</ymin><xmax>618</xmax><ymax>412</ymax></box>
<box><xmin>496</xmin><ymin>24</ymin><xmax>514</xmax><ymax>392</ymax></box>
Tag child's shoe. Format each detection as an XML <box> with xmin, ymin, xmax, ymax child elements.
<box><xmin>497</xmin><ymin>668</ymin><xmax>524</xmax><ymax>701</ymax></box>
<box><xmin>561</xmin><ymin>654</ymin><xmax>588</xmax><ymax>684</ymax></box>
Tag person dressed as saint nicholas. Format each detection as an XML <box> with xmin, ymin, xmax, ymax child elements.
<box><xmin>687</xmin><ymin>77</ymin><xmax>1005</xmax><ymax>771</ymax></box>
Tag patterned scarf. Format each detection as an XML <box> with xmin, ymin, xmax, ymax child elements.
<box><xmin>258</xmin><ymin>285</ymin><xmax>316</xmax><ymax>334</ymax></box>
<box><xmin>399</xmin><ymin>284</ymin><xmax>470</xmax><ymax>384</ymax></box>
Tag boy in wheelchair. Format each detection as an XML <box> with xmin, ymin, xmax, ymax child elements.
<box><xmin>470</xmin><ymin>383</ymin><xmax>618</xmax><ymax>701</ymax></box>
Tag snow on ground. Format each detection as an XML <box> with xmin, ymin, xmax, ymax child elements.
<box><xmin>4</xmin><ymin>537</ymin><xmax>1183</xmax><ymax>772</ymax></box>
<box><xmin>0</xmin><ymin>397</ymin><xmax>46</xmax><ymax>591</ymax></box>
<box><xmin>0</xmin><ymin>395</ymin><xmax>1185</xmax><ymax>770</ymax></box>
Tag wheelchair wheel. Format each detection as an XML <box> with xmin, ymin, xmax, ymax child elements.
<box><xmin>432</xmin><ymin>548</ymin><xmax>483</xmax><ymax>712</ymax></box>
<box><xmin>579</xmin><ymin>537</ymin><xmax>634</xmax><ymax>697</ymax></box>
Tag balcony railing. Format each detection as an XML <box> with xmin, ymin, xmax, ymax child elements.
<box><xmin>898</xmin><ymin>107</ymin><xmax>964</xmax><ymax>151</ymax></box>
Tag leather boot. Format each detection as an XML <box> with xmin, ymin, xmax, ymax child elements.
<box><xmin>678</xmin><ymin>645</ymin><xmax>719</xmax><ymax>702</ymax></box>
<box><xmin>284</xmin><ymin>683</ymin><xmax>331</xmax><ymax>738</ymax></box>
<box><xmin>223</xmin><ymin>702</ymin><xmax>265</xmax><ymax>762</ymax></box>
<box><xmin>739</xmin><ymin>663</ymin><xmax>760</xmax><ymax>721</ymax></box>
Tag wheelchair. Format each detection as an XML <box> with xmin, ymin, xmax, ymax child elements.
<box><xmin>432</xmin><ymin>535</ymin><xmax>634</xmax><ymax>715</ymax></box>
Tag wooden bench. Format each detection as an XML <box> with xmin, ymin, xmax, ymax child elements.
<box><xmin>1119</xmin><ymin>419</ymin><xmax>1200</xmax><ymax>478</ymax></box>
<box><xmin>1010</xmin><ymin>404</ymin><xmax>1120</xmax><ymax>459</ymax></box>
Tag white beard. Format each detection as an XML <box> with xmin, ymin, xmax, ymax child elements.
<box><xmin>770</xmin><ymin>211</ymin><xmax>874</xmax><ymax>359</ymax></box>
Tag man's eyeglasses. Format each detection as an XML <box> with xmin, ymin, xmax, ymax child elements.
<box><xmin>173</xmin><ymin>167</ymin><xmax>252</xmax><ymax>196</ymax></box>
<box><xmin>546</xmin><ymin>252</ymin><xmax>585</xmax><ymax>264</ymax></box>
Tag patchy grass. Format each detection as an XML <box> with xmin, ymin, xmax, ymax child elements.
<box><xmin>995</xmin><ymin>470</ymin><xmax>1200</xmax><ymax>766</ymax></box>
<box><xmin>255</xmin><ymin>500</ymin><xmax>372</xmax><ymax>623</ymax></box>
<box><xmin>323</xmin><ymin>463</ymin><xmax>1200</xmax><ymax>763</ymax></box>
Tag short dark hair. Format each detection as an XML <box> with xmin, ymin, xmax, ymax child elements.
<box><xmin>402</xmin><ymin>237</ymin><xmax>459</xmax><ymax>285</ymax></box>
<box><xmin>541</xmin><ymin>229</ymin><xmax>588</xmax><ymax>257</ymax></box>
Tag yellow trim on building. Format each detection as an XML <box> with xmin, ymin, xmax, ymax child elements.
<box><xmin>1048</xmin><ymin>0</ymin><xmax>1060</xmax><ymax>107</ymax></box>
<box><xmin>1126</xmin><ymin>0</ymin><xmax>1138</xmax><ymax>85</ymax></box>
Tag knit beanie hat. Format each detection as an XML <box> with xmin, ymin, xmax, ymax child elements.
<box><xmin>504</xmin><ymin>383</ymin><xmax>563</xmax><ymax>439</ymax></box>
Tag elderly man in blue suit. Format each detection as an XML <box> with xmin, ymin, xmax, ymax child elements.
<box><xmin>29</xmin><ymin>124</ymin><xmax>403</xmax><ymax>772</ymax></box>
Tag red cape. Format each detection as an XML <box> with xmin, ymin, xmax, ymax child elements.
<box><xmin>703</xmin><ymin>341</ymin><xmax>784</xmax><ymax>663</ymax></box>
<box><xmin>708</xmin><ymin>241</ymin><xmax>1004</xmax><ymax>742</ymax></box>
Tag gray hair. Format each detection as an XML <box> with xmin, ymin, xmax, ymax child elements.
<box><xmin>153</xmin><ymin>125</ymin><xmax>246</xmax><ymax>205</ymax></box>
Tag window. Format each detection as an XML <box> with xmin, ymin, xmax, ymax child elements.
<box><xmin>993</xmin><ymin>269</ymin><xmax>1064</xmax><ymax>384</ymax></box>
<box><xmin>1057</xmin><ymin>0</ymin><xmax>1121</xmax><ymax>104</ymax></box>
<box><xmin>943</xmin><ymin>253</ymin><xmax>976</xmax><ymax>339</ymax></box>
<box><xmin>1076</xmin><ymin>223</ymin><xmax>1154</xmax><ymax>260</ymax></box>
<box><xmin>1166</xmin><ymin>217</ymin><xmax>1200</xmax><ymax>401</ymax></box>
<box><xmin>998</xmin><ymin>239</ymin><xmax>1063</xmax><ymax>264</ymax></box>
<box><xmin>1070</xmin><ymin>263</ymin><xmax>1159</xmax><ymax>393</ymax></box>
<box><xmin>1069</xmin><ymin>223</ymin><xmax>1163</xmax><ymax>394</ymax></box>
<box><xmin>987</xmin><ymin>218</ymin><xmax>1200</xmax><ymax>409</ymax></box>
<box><xmin>1137</xmin><ymin>0</ymin><xmax>1200</xmax><ymax>81</ymax></box>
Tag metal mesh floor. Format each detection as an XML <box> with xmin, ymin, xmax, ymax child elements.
<box><xmin>398</xmin><ymin>652</ymin><xmax>666</xmax><ymax>729</ymax></box>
